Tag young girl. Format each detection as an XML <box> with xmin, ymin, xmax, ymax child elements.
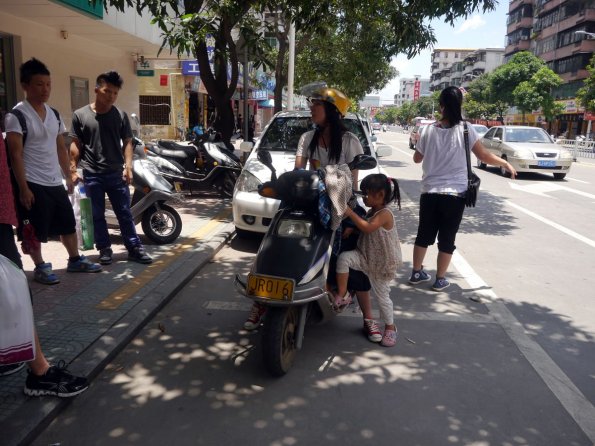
<box><xmin>334</xmin><ymin>174</ymin><xmax>402</xmax><ymax>347</ymax></box>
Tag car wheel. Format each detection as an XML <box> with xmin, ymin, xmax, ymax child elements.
<box><xmin>553</xmin><ymin>173</ymin><xmax>566</xmax><ymax>180</ymax></box>
<box><xmin>500</xmin><ymin>156</ymin><xmax>511</xmax><ymax>178</ymax></box>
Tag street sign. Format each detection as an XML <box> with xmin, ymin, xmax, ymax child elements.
<box><xmin>137</xmin><ymin>70</ymin><xmax>155</xmax><ymax>77</ymax></box>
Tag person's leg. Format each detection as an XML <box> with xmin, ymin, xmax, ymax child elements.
<box><xmin>335</xmin><ymin>250</ymin><xmax>364</xmax><ymax>306</ymax></box>
<box><xmin>84</xmin><ymin>173</ymin><xmax>110</xmax><ymax>251</ymax></box>
<box><xmin>371</xmin><ymin>279</ymin><xmax>397</xmax><ymax>347</ymax></box>
<box><xmin>433</xmin><ymin>196</ymin><xmax>465</xmax><ymax>290</ymax></box>
<box><xmin>61</xmin><ymin>232</ymin><xmax>79</xmax><ymax>257</ymax></box>
<box><xmin>410</xmin><ymin>194</ymin><xmax>438</xmax><ymax>284</ymax></box>
<box><xmin>104</xmin><ymin>172</ymin><xmax>141</xmax><ymax>251</ymax></box>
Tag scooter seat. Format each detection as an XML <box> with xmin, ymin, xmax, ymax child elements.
<box><xmin>153</xmin><ymin>141</ymin><xmax>197</xmax><ymax>159</ymax></box>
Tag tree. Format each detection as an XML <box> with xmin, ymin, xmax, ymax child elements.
<box><xmin>576</xmin><ymin>54</ymin><xmax>595</xmax><ymax>113</ymax></box>
<box><xmin>102</xmin><ymin>0</ymin><xmax>498</xmax><ymax>145</ymax></box>
<box><xmin>490</xmin><ymin>51</ymin><xmax>546</xmax><ymax>105</ymax></box>
<box><xmin>512</xmin><ymin>66</ymin><xmax>562</xmax><ymax>124</ymax></box>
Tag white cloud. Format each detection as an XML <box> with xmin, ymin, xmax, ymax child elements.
<box><xmin>455</xmin><ymin>15</ymin><xmax>486</xmax><ymax>34</ymax></box>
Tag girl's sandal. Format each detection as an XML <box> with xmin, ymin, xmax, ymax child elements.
<box><xmin>333</xmin><ymin>291</ymin><xmax>352</xmax><ymax>311</ymax></box>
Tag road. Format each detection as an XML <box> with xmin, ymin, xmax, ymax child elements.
<box><xmin>33</xmin><ymin>131</ymin><xmax>595</xmax><ymax>445</ymax></box>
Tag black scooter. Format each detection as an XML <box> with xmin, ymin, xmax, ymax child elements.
<box><xmin>146</xmin><ymin>130</ymin><xmax>241</xmax><ymax>198</ymax></box>
<box><xmin>234</xmin><ymin>151</ymin><xmax>377</xmax><ymax>376</ymax></box>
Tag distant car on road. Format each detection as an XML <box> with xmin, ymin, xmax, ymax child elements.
<box><xmin>232</xmin><ymin>111</ymin><xmax>392</xmax><ymax>237</ymax></box>
<box><xmin>471</xmin><ymin>124</ymin><xmax>489</xmax><ymax>138</ymax></box>
<box><xmin>480</xmin><ymin>125</ymin><xmax>574</xmax><ymax>180</ymax></box>
<box><xmin>409</xmin><ymin>119</ymin><xmax>435</xmax><ymax>150</ymax></box>
<box><xmin>372</xmin><ymin>122</ymin><xmax>381</xmax><ymax>132</ymax></box>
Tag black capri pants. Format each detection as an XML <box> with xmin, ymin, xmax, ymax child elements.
<box><xmin>414</xmin><ymin>193</ymin><xmax>466</xmax><ymax>255</ymax></box>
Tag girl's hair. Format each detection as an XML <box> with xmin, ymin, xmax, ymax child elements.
<box><xmin>439</xmin><ymin>86</ymin><xmax>463</xmax><ymax>126</ymax></box>
<box><xmin>360</xmin><ymin>174</ymin><xmax>401</xmax><ymax>210</ymax></box>
<box><xmin>308</xmin><ymin>101</ymin><xmax>347</xmax><ymax>163</ymax></box>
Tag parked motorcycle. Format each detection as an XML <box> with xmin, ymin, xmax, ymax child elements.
<box><xmin>104</xmin><ymin>137</ymin><xmax>183</xmax><ymax>244</ymax></box>
<box><xmin>146</xmin><ymin>129</ymin><xmax>241</xmax><ymax>198</ymax></box>
<box><xmin>234</xmin><ymin>151</ymin><xmax>377</xmax><ymax>376</ymax></box>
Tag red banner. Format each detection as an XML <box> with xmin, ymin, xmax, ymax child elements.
<box><xmin>413</xmin><ymin>80</ymin><xmax>420</xmax><ymax>101</ymax></box>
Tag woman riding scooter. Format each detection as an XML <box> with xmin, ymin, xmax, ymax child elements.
<box><xmin>243</xmin><ymin>85</ymin><xmax>383</xmax><ymax>343</ymax></box>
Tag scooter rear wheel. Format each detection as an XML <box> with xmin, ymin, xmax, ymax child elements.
<box><xmin>219</xmin><ymin>170</ymin><xmax>238</xmax><ymax>198</ymax></box>
<box><xmin>141</xmin><ymin>203</ymin><xmax>182</xmax><ymax>244</ymax></box>
<box><xmin>262</xmin><ymin>306</ymin><xmax>299</xmax><ymax>377</ymax></box>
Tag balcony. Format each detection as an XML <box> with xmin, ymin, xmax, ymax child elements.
<box><xmin>507</xmin><ymin>16</ymin><xmax>533</xmax><ymax>34</ymax></box>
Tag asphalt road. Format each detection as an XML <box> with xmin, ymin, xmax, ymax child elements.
<box><xmin>32</xmin><ymin>131</ymin><xmax>595</xmax><ymax>446</ymax></box>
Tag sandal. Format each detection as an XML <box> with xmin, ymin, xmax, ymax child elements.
<box><xmin>333</xmin><ymin>291</ymin><xmax>352</xmax><ymax>311</ymax></box>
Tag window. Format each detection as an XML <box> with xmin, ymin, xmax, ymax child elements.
<box><xmin>139</xmin><ymin>96</ymin><xmax>171</xmax><ymax>125</ymax></box>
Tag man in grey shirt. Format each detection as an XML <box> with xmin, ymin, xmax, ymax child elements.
<box><xmin>69</xmin><ymin>71</ymin><xmax>151</xmax><ymax>265</ymax></box>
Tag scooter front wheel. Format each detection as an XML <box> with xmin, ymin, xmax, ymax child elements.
<box><xmin>262</xmin><ymin>306</ymin><xmax>299</xmax><ymax>377</ymax></box>
<box><xmin>219</xmin><ymin>170</ymin><xmax>239</xmax><ymax>198</ymax></box>
<box><xmin>141</xmin><ymin>203</ymin><xmax>182</xmax><ymax>244</ymax></box>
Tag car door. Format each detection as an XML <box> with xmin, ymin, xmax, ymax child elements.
<box><xmin>492</xmin><ymin>127</ymin><xmax>504</xmax><ymax>156</ymax></box>
<box><xmin>481</xmin><ymin>127</ymin><xmax>497</xmax><ymax>155</ymax></box>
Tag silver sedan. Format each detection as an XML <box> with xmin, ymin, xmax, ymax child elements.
<box><xmin>479</xmin><ymin>125</ymin><xmax>574</xmax><ymax>180</ymax></box>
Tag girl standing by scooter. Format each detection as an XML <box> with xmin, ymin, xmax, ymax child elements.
<box><xmin>335</xmin><ymin>174</ymin><xmax>402</xmax><ymax>347</ymax></box>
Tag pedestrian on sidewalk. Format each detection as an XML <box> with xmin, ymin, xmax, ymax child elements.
<box><xmin>4</xmin><ymin>58</ymin><xmax>102</xmax><ymax>285</ymax></box>
<box><xmin>335</xmin><ymin>174</ymin><xmax>403</xmax><ymax>347</ymax></box>
<box><xmin>0</xmin><ymin>134</ymin><xmax>89</xmax><ymax>397</ymax></box>
<box><xmin>69</xmin><ymin>70</ymin><xmax>152</xmax><ymax>266</ymax></box>
<box><xmin>409</xmin><ymin>86</ymin><xmax>517</xmax><ymax>291</ymax></box>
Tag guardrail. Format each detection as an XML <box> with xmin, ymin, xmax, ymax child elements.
<box><xmin>557</xmin><ymin>139</ymin><xmax>595</xmax><ymax>160</ymax></box>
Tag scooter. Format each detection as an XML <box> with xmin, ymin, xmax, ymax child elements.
<box><xmin>104</xmin><ymin>137</ymin><xmax>183</xmax><ymax>244</ymax></box>
<box><xmin>234</xmin><ymin>151</ymin><xmax>377</xmax><ymax>376</ymax></box>
<box><xmin>145</xmin><ymin>129</ymin><xmax>241</xmax><ymax>198</ymax></box>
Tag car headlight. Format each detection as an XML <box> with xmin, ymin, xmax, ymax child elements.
<box><xmin>511</xmin><ymin>148</ymin><xmax>533</xmax><ymax>159</ymax></box>
<box><xmin>235</xmin><ymin>170</ymin><xmax>262</xmax><ymax>192</ymax></box>
<box><xmin>277</xmin><ymin>219</ymin><xmax>311</xmax><ymax>238</ymax></box>
<box><xmin>559</xmin><ymin>150</ymin><xmax>573</xmax><ymax>160</ymax></box>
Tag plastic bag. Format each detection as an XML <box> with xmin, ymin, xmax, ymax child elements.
<box><xmin>70</xmin><ymin>183</ymin><xmax>94</xmax><ymax>250</ymax></box>
<box><xmin>0</xmin><ymin>254</ymin><xmax>35</xmax><ymax>365</ymax></box>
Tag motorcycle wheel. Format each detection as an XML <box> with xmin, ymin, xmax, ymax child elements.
<box><xmin>141</xmin><ymin>203</ymin><xmax>182</xmax><ymax>244</ymax></box>
<box><xmin>262</xmin><ymin>306</ymin><xmax>299</xmax><ymax>377</ymax></box>
<box><xmin>219</xmin><ymin>170</ymin><xmax>238</xmax><ymax>198</ymax></box>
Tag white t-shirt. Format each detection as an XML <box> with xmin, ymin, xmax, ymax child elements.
<box><xmin>4</xmin><ymin>100</ymin><xmax>66</xmax><ymax>187</ymax></box>
<box><xmin>417</xmin><ymin>122</ymin><xmax>479</xmax><ymax>194</ymax></box>
<box><xmin>296</xmin><ymin>130</ymin><xmax>363</xmax><ymax>169</ymax></box>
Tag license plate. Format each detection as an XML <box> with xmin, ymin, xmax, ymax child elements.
<box><xmin>247</xmin><ymin>274</ymin><xmax>294</xmax><ymax>301</ymax></box>
<box><xmin>174</xmin><ymin>182</ymin><xmax>182</xmax><ymax>192</ymax></box>
<box><xmin>538</xmin><ymin>160</ymin><xmax>556</xmax><ymax>167</ymax></box>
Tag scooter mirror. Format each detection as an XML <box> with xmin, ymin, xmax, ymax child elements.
<box><xmin>349</xmin><ymin>154</ymin><xmax>377</xmax><ymax>171</ymax></box>
<box><xmin>257</xmin><ymin>149</ymin><xmax>277</xmax><ymax>180</ymax></box>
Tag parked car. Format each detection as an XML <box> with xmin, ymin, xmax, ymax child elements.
<box><xmin>372</xmin><ymin>122</ymin><xmax>382</xmax><ymax>132</ymax></box>
<box><xmin>232</xmin><ymin>110</ymin><xmax>392</xmax><ymax>237</ymax></box>
<box><xmin>479</xmin><ymin>125</ymin><xmax>574</xmax><ymax>180</ymax></box>
<box><xmin>409</xmin><ymin>119</ymin><xmax>435</xmax><ymax>150</ymax></box>
<box><xmin>471</xmin><ymin>124</ymin><xmax>489</xmax><ymax>138</ymax></box>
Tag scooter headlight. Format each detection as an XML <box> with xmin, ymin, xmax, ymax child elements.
<box><xmin>277</xmin><ymin>219</ymin><xmax>311</xmax><ymax>238</ymax></box>
<box><xmin>236</xmin><ymin>170</ymin><xmax>262</xmax><ymax>193</ymax></box>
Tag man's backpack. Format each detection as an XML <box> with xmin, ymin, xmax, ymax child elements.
<box><xmin>4</xmin><ymin>106</ymin><xmax>61</xmax><ymax>148</ymax></box>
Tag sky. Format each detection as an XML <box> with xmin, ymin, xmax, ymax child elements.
<box><xmin>371</xmin><ymin>1</ymin><xmax>510</xmax><ymax>103</ymax></box>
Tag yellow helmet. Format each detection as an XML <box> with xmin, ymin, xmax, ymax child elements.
<box><xmin>309</xmin><ymin>87</ymin><xmax>351</xmax><ymax>117</ymax></box>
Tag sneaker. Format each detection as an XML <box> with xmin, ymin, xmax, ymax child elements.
<box><xmin>34</xmin><ymin>263</ymin><xmax>60</xmax><ymax>285</ymax></box>
<box><xmin>0</xmin><ymin>362</ymin><xmax>26</xmax><ymax>377</ymax></box>
<box><xmin>128</xmin><ymin>246</ymin><xmax>153</xmax><ymax>264</ymax></box>
<box><xmin>409</xmin><ymin>268</ymin><xmax>431</xmax><ymax>285</ymax></box>
<box><xmin>432</xmin><ymin>277</ymin><xmax>450</xmax><ymax>291</ymax></box>
<box><xmin>24</xmin><ymin>360</ymin><xmax>89</xmax><ymax>398</ymax></box>
<box><xmin>67</xmin><ymin>255</ymin><xmax>102</xmax><ymax>273</ymax></box>
<box><xmin>244</xmin><ymin>303</ymin><xmax>266</xmax><ymax>330</ymax></box>
<box><xmin>98</xmin><ymin>248</ymin><xmax>113</xmax><ymax>265</ymax></box>
<box><xmin>363</xmin><ymin>319</ymin><xmax>382</xmax><ymax>343</ymax></box>
<box><xmin>381</xmin><ymin>328</ymin><xmax>398</xmax><ymax>347</ymax></box>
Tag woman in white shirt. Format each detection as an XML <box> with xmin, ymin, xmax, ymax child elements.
<box><xmin>409</xmin><ymin>86</ymin><xmax>517</xmax><ymax>291</ymax></box>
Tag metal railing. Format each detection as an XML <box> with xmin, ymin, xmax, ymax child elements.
<box><xmin>556</xmin><ymin>139</ymin><xmax>595</xmax><ymax>160</ymax></box>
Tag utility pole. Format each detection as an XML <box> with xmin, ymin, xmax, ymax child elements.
<box><xmin>287</xmin><ymin>22</ymin><xmax>296</xmax><ymax>110</ymax></box>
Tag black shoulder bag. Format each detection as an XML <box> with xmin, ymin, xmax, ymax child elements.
<box><xmin>463</xmin><ymin>122</ymin><xmax>481</xmax><ymax>207</ymax></box>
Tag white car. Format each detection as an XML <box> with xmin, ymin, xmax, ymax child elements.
<box><xmin>233</xmin><ymin>111</ymin><xmax>392</xmax><ymax>237</ymax></box>
<box><xmin>480</xmin><ymin>125</ymin><xmax>574</xmax><ymax>180</ymax></box>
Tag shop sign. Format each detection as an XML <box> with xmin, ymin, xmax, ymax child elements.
<box><xmin>52</xmin><ymin>0</ymin><xmax>103</xmax><ymax>19</ymax></box>
<box><xmin>136</xmin><ymin>70</ymin><xmax>155</xmax><ymax>77</ymax></box>
<box><xmin>584</xmin><ymin>111</ymin><xmax>595</xmax><ymax>121</ymax></box>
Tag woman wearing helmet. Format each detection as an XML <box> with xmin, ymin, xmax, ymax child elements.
<box><xmin>294</xmin><ymin>87</ymin><xmax>363</xmax><ymax>189</ymax></box>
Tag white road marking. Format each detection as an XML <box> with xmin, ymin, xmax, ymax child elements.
<box><xmin>567</xmin><ymin>177</ymin><xmax>590</xmax><ymax>184</ymax></box>
<box><xmin>506</xmin><ymin>200</ymin><xmax>595</xmax><ymax>248</ymax></box>
<box><xmin>509</xmin><ymin>181</ymin><xmax>595</xmax><ymax>200</ymax></box>
<box><xmin>452</xmin><ymin>251</ymin><xmax>595</xmax><ymax>443</ymax></box>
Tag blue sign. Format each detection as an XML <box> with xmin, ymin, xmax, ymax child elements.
<box><xmin>182</xmin><ymin>60</ymin><xmax>200</xmax><ymax>76</ymax></box>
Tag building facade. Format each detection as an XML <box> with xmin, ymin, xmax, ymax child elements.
<box><xmin>397</xmin><ymin>76</ymin><xmax>431</xmax><ymax>106</ymax></box>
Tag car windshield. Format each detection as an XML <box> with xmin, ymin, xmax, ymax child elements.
<box><xmin>258</xmin><ymin>116</ymin><xmax>371</xmax><ymax>155</ymax></box>
<box><xmin>505</xmin><ymin>128</ymin><xmax>552</xmax><ymax>143</ymax></box>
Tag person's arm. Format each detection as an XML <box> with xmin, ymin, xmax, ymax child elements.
<box><xmin>122</xmin><ymin>138</ymin><xmax>134</xmax><ymax>184</ymax></box>
<box><xmin>343</xmin><ymin>207</ymin><xmax>388</xmax><ymax>234</ymax></box>
<box><xmin>69</xmin><ymin>138</ymin><xmax>82</xmax><ymax>184</ymax></box>
<box><xmin>6</xmin><ymin>132</ymin><xmax>34</xmax><ymax>210</ymax></box>
<box><xmin>56</xmin><ymin>134</ymin><xmax>73</xmax><ymax>193</ymax></box>
<box><xmin>472</xmin><ymin>140</ymin><xmax>517</xmax><ymax>178</ymax></box>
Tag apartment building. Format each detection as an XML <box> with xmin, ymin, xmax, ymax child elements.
<box><xmin>396</xmin><ymin>76</ymin><xmax>431</xmax><ymax>106</ymax></box>
<box><xmin>506</xmin><ymin>0</ymin><xmax>594</xmax><ymax>135</ymax></box>
<box><xmin>429</xmin><ymin>48</ymin><xmax>475</xmax><ymax>91</ymax></box>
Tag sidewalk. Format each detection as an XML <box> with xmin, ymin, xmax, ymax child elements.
<box><xmin>0</xmin><ymin>194</ymin><xmax>235</xmax><ymax>446</ymax></box>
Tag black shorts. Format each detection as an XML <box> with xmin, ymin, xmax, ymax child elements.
<box><xmin>15</xmin><ymin>182</ymin><xmax>76</xmax><ymax>243</ymax></box>
<box><xmin>414</xmin><ymin>193</ymin><xmax>466</xmax><ymax>254</ymax></box>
